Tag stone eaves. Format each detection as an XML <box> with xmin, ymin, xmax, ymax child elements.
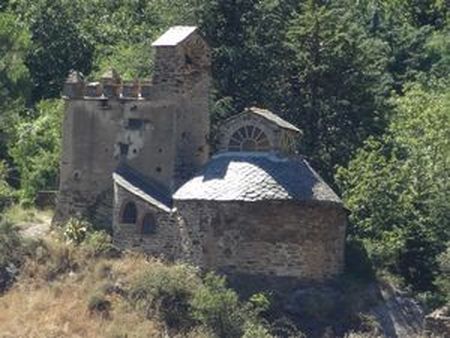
<box><xmin>244</xmin><ymin>107</ymin><xmax>301</xmax><ymax>133</ymax></box>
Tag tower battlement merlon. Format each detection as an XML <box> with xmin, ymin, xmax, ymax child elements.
<box><xmin>63</xmin><ymin>70</ymin><xmax>168</xmax><ymax>101</ymax></box>
<box><xmin>63</xmin><ymin>26</ymin><xmax>210</xmax><ymax>100</ymax></box>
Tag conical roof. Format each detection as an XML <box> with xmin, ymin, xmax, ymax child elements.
<box><xmin>173</xmin><ymin>153</ymin><xmax>342</xmax><ymax>204</ymax></box>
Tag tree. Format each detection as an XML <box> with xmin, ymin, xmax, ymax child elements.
<box><xmin>284</xmin><ymin>0</ymin><xmax>391</xmax><ymax>180</ymax></box>
<box><xmin>0</xmin><ymin>12</ymin><xmax>30</xmax><ymax>105</ymax></box>
<box><xmin>0</xmin><ymin>12</ymin><xmax>30</xmax><ymax>171</ymax></box>
<box><xmin>13</xmin><ymin>0</ymin><xmax>93</xmax><ymax>101</ymax></box>
<box><xmin>336</xmin><ymin>79</ymin><xmax>450</xmax><ymax>291</ymax></box>
<box><xmin>8</xmin><ymin>100</ymin><xmax>64</xmax><ymax>204</ymax></box>
<box><xmin>195</xmin><ymin>0</ymin><xmax>300</xmax><ymax>118</ymax></box>
<box><xmin>0</xmin><ymin>160</ymin><xmax>13</xmax><ymax>210</ymax></box>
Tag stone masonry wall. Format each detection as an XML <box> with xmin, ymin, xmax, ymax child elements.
<box><xmin>113</xmin><ymin>183</ymin><xmax>179</xmax><ymax>260</ymax></box>
<box><xmin>55</xmin><ymin>29</ymin><xmax>211</xmax><ymax>226</ymax></box>
<box><xmin>176</xmin><ymin>200</ymin><xmax>347</xmax><ymax>281</ymax></box>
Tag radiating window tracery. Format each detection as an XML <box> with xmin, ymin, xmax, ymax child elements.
<box><xmin>228</xmin><ymin>125</ymin><xmax>271</xmax><ymax>152</ymax></box>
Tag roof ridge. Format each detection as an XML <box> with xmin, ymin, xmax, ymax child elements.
<box><xmin>113</xmin><ymin>165</ymin><xmax>172</xmax><ymax>212</ymax></box>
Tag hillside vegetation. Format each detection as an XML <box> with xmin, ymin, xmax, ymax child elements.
<box><xmin>0</xmin><ymin>0</ymin><xmax>449</xmax><ymax>335</ymax></box>
<box><xmin>0</xmin><ymin>208</ymin><xmax>434</xmax><ymax>337</ymax></box>
<box><xmin>0</xmin><ymin>213</ymin><xmax>278</xmax><ymax>337</ymax></box>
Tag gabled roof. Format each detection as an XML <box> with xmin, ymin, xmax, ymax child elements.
<box><xmin>246</xmin><ymin>107</ymin><xmax>301</xmax><ymax>133</ymax></box>
<box><xmin>152</xmin><ymin>26</ymin><xmax>198</xmax><ymax>47</ymax></box>
<box><xmin>173</xmin><ymin>153</ymin><xmax>341</xmax><ymax>204</ymax></box>
<box><xmin>113</xmin><ymin>165</ymin><xmax>172</xmax><ymax>212</ymax></box>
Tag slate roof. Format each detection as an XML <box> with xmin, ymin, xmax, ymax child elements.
<box><xmin>173</xmin><ymin>153</ymin><xmax>342</xmax><ymax>204</ymax></box>
<box><xmin>245</xmin><ymin>107</ymin><xmax>301</xmax><ymax>133</ymax></box>
<box><xmin>113</xmin><ymin>165</ymin><xmax>172</xmax><ymax>212</ymax></box>
<box><xmin>152</xmin><ymin>26</ymin><xmax>198</xmax><ymax>47</ymax></box>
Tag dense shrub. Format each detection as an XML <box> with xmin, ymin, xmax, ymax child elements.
<box><xmin>8</xmin><ymin>100</ymin><xmax>63</xmax><ymax>204</ymax></box>
<box><xmin>63</xmin><ymin>217</ymin><xmax>92</xmax><ymax>244</ymax></box>
<box><xmin>0</xmin><ymin>161</ymin><xmax>14</xmax><ymax>211</ymax></box>
<box><xmin>128</xmin><ymin>263</ymin><xmax>200</xmax><ymax>331</ymax></box>
<box><xmin>128</xmin><ymin>265</ymin><xmax>271</xmax><ymax>336</ymax></box>
<box><xmin>345</xmin><ymin>239</ymin><xmax>376</xmax><ymax>282</ymax></box>
<box><xmin>191</xmin><ymin>273</ymin><xmax>246</xmax><ymax>337</ymax></box>
<box><xmin>82</xmin><ymin>230</ymin><xmax>120</xmax><ymax>258</ymax></box>
<box><xmin>337</xmin><ymin>81</ymin><xmax>450</xmax><ymax>292</ymax></box>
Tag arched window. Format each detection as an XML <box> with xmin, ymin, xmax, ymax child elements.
<box><xmin>228</xmin><ymin>125</ymin><xmax>271</xmax><ymax>152</ymax></box>
<box><xmin>141</xmin><ymin>213</ymin><xmax>157</xmax><ymax>234</ymax></box>
<box><xmin>121</xmin><ymin>201</ymin><xmax>137</xmax><ymax>224</ymax></box>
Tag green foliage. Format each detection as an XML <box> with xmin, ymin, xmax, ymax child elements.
<box><xmin>337</xmin><ymin>79</ymin><xmax>450</xmax><ymax>291</ymax></box>
<box><xmin>0</xmin><ymin>12</ymin><xmax>30</xmax><ymax>102</ymax></box>
<box><xmin>0</xmin><ymin>12</ymin><xmax>30</xmax><ymax>165</ymax></box>
<box><xmin>63</xmin><ymin>217</ymin><xmax>92</xmax><ymax>245</ymax></box>
<box><xmin>129</xmin><ymin>266</ymin><xmax>270</xmax><ymax>336</ymax></box>
<box><xmin>82</xmin><ymin>230</ymin><xmax>119</xmax><ymax>258</ymax></box>
<box><xmin>0</xmin><ymin>0</ymin><xmax>446</xmax><ymax>311</ymax></box>
<box><xmin>424</xmin><ymin>26</ymin><xmax>450</xmax><ymax>79</ymax></box>
<box><xmin>0</xmin><ymin>160</ymin><xmax>13</xmax><ymax>210</ymax></box>
<box><xmin>8</xmin><ymin>99</ymin><xmax>63</xmax><ymax>203</ymax></box>
<box><xmin>13</xmin><ymin>0</ymin><xmax>94</xmax><ymax>101</ymax></box>
<box><xmin>345</xmin><ymin>239</ymin><xmax>376</xmax><ymax>282</ymax></box>
<box><xmin>191</xmin><ymin>273</ymin><xmax>246</xmax><ymax>337</ymax></box>
<box><xmin>128</xmin><ymin>263</ymin><xmax>200</xmax><ymax>331</ymax></box>
<box><xmin>284</xmin><ymin>0</ymin><xmax>391</xmax><ymax>178</ymax></box>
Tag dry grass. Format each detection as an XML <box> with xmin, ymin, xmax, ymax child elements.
<box><xmin>2</xmin><ymin>205</ymin><xmax>53</xmax><ymax>226</ymax></box>
<box><xmin>0</xmin><ymin>250</ymin><xmax>163</xmax><ymax>338</ymax></box>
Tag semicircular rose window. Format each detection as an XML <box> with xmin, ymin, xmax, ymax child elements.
<box><xmin>228</xmin><ymin>125</ymin><xmax>271</xmax><ymax>152</ymax></box>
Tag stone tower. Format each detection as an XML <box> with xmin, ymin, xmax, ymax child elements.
<box><xmin>54</xmin><ymin>26</ymin><xmax>211</xmax><ymax>227</ymax></box>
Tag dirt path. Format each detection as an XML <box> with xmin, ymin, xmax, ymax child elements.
<box><xmin>17</xmin><ymin>214</ymin><xmax>52</xmax><ymax>239</ymax></box>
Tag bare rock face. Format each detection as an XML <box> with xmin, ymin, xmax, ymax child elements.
<box><xmin>425</xmin><ymin>306</ymin><xmax>450</xmax><ymax>338</ymax></box>
<box><xmin>370</xmin><ymin>286</ymin><xmax>424</xmax><ymax>338</ymax></box>
<box><xmin>280</xmin><ymin>282</ymin><xmax>425</xmax><ymax>338</ymax></box>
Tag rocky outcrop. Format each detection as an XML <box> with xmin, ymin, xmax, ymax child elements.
<box><xmin>425</xmin><ymin>306</ymin><xmax>450</xmax><ymax>338</ymax></box>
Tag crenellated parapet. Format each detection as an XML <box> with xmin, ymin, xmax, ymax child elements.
<box><xmin>63</xmin><ymin>27</ymin><xmax>210</xmax><ymax>102</ymax></box>
<box><xmin>63</xmin><ymin>69</ymin><xmax>165</xmax><ymax>101</ymax></box>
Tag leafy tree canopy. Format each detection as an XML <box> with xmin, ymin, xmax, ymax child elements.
<box><xmin>336</xmin><ymin>79</ymin><xmax>450</xmax><ymax>291</ymax></box>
